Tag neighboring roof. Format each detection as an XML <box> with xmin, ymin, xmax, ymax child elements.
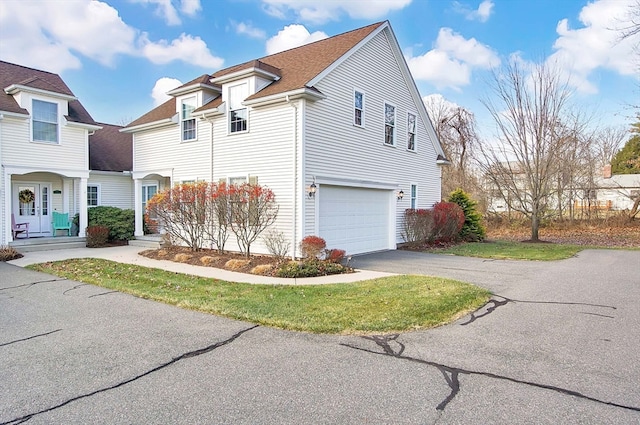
<box><xmin>89</xmin><ymin>122</ymin><xmax>133</xmax><ymax>172</ymax></box>
<box><xmin>127</xmin><ymin>97</ymin><xmax>176</xmax><ymax>128</ymax></box>
<box><xmin>597</xmin><ymin>174</ymin><xmax>640</xmax><ymax>188</ymax></box>
<box><xmin>126</xmin><ymin>22</ymin><xmax>385</xmax><ymax>129</ymax></box>
<box><xmin>0</xmin><ymin>60</ymin><xmax>95</xmax><ymax>124</ymax></box>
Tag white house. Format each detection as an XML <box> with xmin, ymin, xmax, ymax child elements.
<box><xmin>0</xmin><ymin>61</ymin><xmax>134</xmax><ymax>245</ymax></box>
<box><xmin>123</xmin><ymin>21</ymin><xmax>448</xmax><ymax>256</ymax></box>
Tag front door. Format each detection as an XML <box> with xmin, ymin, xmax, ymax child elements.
<box><xmin>13</xmin><ymin>183</ymin><xmax>52</xmax><ymax>235</ymax></box>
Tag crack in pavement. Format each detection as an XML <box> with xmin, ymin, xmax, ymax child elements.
<box><xmin>88</xmin><ymin>291</ymin><xmax>119</xmax><ymax>298</ymax></box>
<box><xmin>460</xmin><ymin>295</ymin><xmax>616</xmax><ymax>326</ymax></box>
<box><xmin>0</xmin><ymin>325</ymin><xmax>259</xmax><ymax>425</ymax></box>
<box><xmin>0</xmin><ymin>279</ymin><xmax>67</xmax><ymax>292</ymax></box>
<box><xmin>342</xmin><ymin>334</ymin><xmax>640</xmax><ymax>414</ymax></box>
<box><xmin>62</xmin><ymin>284</ymin><xmax>89</xmax><ymax>295</ymax></box>
<box><xmin>0</xmin><ymin>330</ymin><xmax>62</xmax><ymax>348</ymax></box>
<box><xmin>580</xmin><ymin>312</ymin><xmax>615</xmax><ymax>319</ymax></box>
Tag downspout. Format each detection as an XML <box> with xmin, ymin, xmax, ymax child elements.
<box><xmin>286</xmin><ymin>95</ymin><xmax>298</xmax><ymax>260</ymax></box>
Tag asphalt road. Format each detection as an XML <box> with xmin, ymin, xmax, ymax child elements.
<box><xmin>1</xmin><ymin>249</ymin><xmax>639</xmax><ymax>424</ymax></box>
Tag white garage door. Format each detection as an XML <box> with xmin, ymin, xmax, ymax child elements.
<box><xmin>318</xmin><ymin>185</ymin><xmax>392</xmax><ymax>255</ymax></box>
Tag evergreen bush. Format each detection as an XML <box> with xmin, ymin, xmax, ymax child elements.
<box><xmin>448</xmin><ymin>189</ymin><xmax>486</xmax><ymax>241</ymax></box>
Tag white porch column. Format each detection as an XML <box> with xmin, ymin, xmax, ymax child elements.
<box><xmin>62</xmin><ymin>179</ymin><xmax>71</xmax><ymax>214</ymax></box>
<box><xmin>78</xmin><ymin>177</ymin><xmax>88</xmax><ymax>237</ymax></box>
<box><xmin>134</xmin><ymin>178</ymin><xmax>143</xmax><ymax>237</ymax></box>
<box><xmin>3</xmin><ymin>171</ymin><xmax>12</xmax><ymax>244</ymax></box>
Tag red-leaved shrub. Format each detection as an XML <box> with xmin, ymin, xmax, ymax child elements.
<box><xmin>432</xmin><ymin>202</ymin><xmax>465</xmax><ymax>242</ymax></box>
<box><xmin>300</xmin><ymin>235</ymin><xmax>326</xmax><ymax>259</ymax></box>
<box><xmin>325</xmin><ymin>248</ymin><xmax>346</xmax><ymax>263</ymax></box>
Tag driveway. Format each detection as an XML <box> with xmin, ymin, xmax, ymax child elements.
<box><xmin>1</xmin><ymin>250</ymin><xmax>639</xmax><ymax>424</ymax></box>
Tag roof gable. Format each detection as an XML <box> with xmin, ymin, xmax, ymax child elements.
<box><xmin>0</xmin><ymin>60</ymin><xmax>95</xmax><ymax>124</ymax></box>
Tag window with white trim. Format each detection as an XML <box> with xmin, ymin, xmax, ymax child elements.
<box><xmin>407</xmin><ymin>112</ymin><xmax>416</xmax><ymax>151</ymax></box>
<box><xmin>354</xmin><ymin>89</ymin><xmax>364</xmax><ymax>127</ymax></box>
<box><xmin>181</xmin><ymin>97</ymin><xmax>196</xmax><ymax>141</ymax></box>
<box><xmin>32</xmin><ymin>99</ymin><xmax>58</xmax><ymax>143</ymax></box>
<box><xmin>410</xmin><ymin>184</ymin><xmax>417</xmax><ymax>209</ymax></box>
<box><xmin>87</xmin><ymin>185</ymin><xmax>100</xmax><ymax>207</ymax></box>
<box><xmin>384</xmin><ymin>102</ymin><xmax>395</xmax><ymax>146</ymax></box>
<box><xmin>229</xmin><ymin>83</ymin><xmax>248</xmax><ymax>133</ymax></box>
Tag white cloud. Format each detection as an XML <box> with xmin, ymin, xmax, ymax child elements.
<box><xmin>261</xmin><ymin>0</ymin><xmax>412</xmax><ymax>24</ymax></box>
<box><xmin>0</xmin><ymin>0</ymin><xmax>223</xmax><ymax>73</ymax></box>
<box><xmin>453</xmin><ymin>0</ymin><xmax>494</xmax><ymax>23</ymax></box>
<box><xmin>0</xmin><ymin>0</ymin><xmax>135</xmax><ymax>72</ymax></box>
<box><xmin>548</xmin><ymin>0</ymin><xmax>639</xmax><ymax>94</ymax></box>
<box><xmin>407</xmin><ymin>28</ymin><xmax>500</xmax><ymax>90</ymax></box>
<box><xmin>265</xmin><ymin>24</ymin><xmax>328</xmax><ymax>55</ymax></box>
<box><xmin>180</xmin><ymin>0</ymin><xmax>202</xmax><ymax>16</ymax></box>
<box><xmin>140</xmin><ymin>33</ymin><xmax>224</xmax><ymax>68</ymax></box>
<box><xmin>233</xmin><ymin>21</ymin><xmax>267</xmax><ymax>39</ymax></box>
<box><xmin>131</xmin><ymin>0</ymin><xmax>181</xmax><ymax>25</ymax></box>
<box><xmin>151</xmin><ymin>77</ymin><xmax>183</xmax><ymax>106</ymax></box>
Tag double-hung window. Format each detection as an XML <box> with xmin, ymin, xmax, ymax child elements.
<box><xmin>407</xmin><ymin>112</ymin><xmax>416</xmax><ymax>151</ymax></box>
<box><xmin>384</xmin><ymin>102</ymin><xmax>395</xmax><ymax>146</ymax></box>
<box><xmin>229</xmin><ymin>83</ymin><xmax>248</xmax><ymax>133</ymax></box>
<box><xmin>354</xmin><ymin>90</ymin><xmax>364</xmax><ymax>127</ymax></box>
<box><xmin>181</xmin><ymin>97</ymin><xmax>196</xmax><ymax>141</ymax></box>
<box><xmin>87</xmin><ymin>185</ymin><xmax>100</xmax><ymax>207</ymax></box>
<box><xmin>32</xmin><ymin>99</ymin><xmax>58</xmax><ymax>143</ymax></box>
<box><xmin>410</xmin><ymin>184</ymin><xmax>417</xmax><ymax>209</ymax></box>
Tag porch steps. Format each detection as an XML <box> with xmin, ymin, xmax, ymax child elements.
<box><xmin>128</xmin><ymin>235</ymin><xmax>162</xmax><ymax>249</ymax></box>
<box><xmin>10</xmin><ymin>237</ymin><xmax>87</xmax><ymax>253</ymax></box>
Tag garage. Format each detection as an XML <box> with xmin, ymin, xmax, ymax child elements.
<box><xmin>318</xmin><ymin>185</ymin><xmax>393</xmax><ymax>255</ymax></box>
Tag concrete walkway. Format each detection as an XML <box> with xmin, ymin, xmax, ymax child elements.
<box><xmin>8</xmin><ymin>245</ymin><xmax>396</xmax><ymax>285</ymax></box>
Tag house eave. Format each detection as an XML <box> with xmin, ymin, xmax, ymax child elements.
<box><xmin>243</xmin><ymin>88</ymin><xmax>326</xmax><ymax>107</ymax></box>
<box><xmin>210</xmin><ymin>67</ymin><xmax>281</xmax><ymax>85</ymax></box>
<box><xmin>64</xmin><ymin>119</ymin><xmax>102</xmax><ymax>131</ymax></box>
<box><xmin>0</xmin><ymin>111</ymin><xmax>30</xmax><ymax>120</ymax></box>
<box><xmin>4</xmin><ymin>84</ymin><xmax>77</xmax><ymax>101</ymax></box>
<box><xmin>120</xmin><ymin>118</ymin><xmax>175</xmax><ymax>133</ymax></box>
<box><xmin>196</xmin><ymin>102</ymin><xmax>226</xmax><ymax>118</ymax></box>
<box><xmin>167</xmin><ymin>83</ymin><xmax>221</xmax><ymax>96</ymax></box>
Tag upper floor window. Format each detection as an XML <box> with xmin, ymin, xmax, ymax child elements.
<box><xmin>407</xmin><ymin>112</ymin><xmax>416</xmax><ymax>151</ymax></box>
<box><xmin>32</xmin><ymin>99</ymin><xmax>58</xmax><ymax>143</ymax></box>
<box><xmin>181</xmin><ymin>97</ymin><xmax>196</xmax><ymax>141</ymax></box>
<box><xmin>87</xmin><ymin>185</ymin><xmax>100</xmax><ymax>207</ymax></box>
<box><xmin>384</xmin><ymin>102</ymin><xmax>395</xmax><ymax>146</ymax></box>
<box><xmin>229</xmin><ymin>83</ymin><xmax>248</xmax><ymax>133</ymax></box>
<box><xmin>354</xmin><ymin>90</ymin><xmax>364</xmax><ymax>127</ymax></box>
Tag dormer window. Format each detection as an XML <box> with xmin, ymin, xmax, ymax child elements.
<box><xmin>181</xmin><ymin>97</ymin><xmax>196</xmax><ymax>141</ymax></box>
<box><xmin>229</xmin><ymin>83</ymin><xmax>248</xmax><ymax>133</ymax></box>
<box><xmin>32</xmin><ymin>99</ymin><xmax>58</xmax><ymax>143</ymax></box>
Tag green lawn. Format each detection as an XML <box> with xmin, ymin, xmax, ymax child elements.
<box><xmin>426</xmin><ymin>240</ymin><xmax>593</xmax><ymax>261</ymax></box>
<box><xmin>28</xmin><ymin>258</ymin><xmax>490</xmax><ymax>335</ymax></box>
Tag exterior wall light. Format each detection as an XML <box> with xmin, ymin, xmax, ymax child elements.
<box><xmin>396</xmin><ymin>189</ymin><xmax>404</xmax><ymax>200</ymax></box>
<box><xmin>308</xmin><ymin>182</ymin><xmax>317</xmax><ymax>198</ymax></box>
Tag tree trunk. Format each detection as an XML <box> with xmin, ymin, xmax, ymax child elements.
<box><xmin>530</xmin><ymin>215</ymin><xmax>540</xmax><ymax>242</ymax></box>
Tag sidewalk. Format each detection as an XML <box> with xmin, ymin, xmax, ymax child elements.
<box><xmin>8</xmin><ymin>245</ymin><xmax>396</xmax><ymax>285</ymax></box>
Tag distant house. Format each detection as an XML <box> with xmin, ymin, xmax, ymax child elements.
<box><xmin>0</xmin><ymin>61</ymin><xmax>132</xmax><ymax>244</ymax></box>
<box><xmin>123</xmin><ymin>21</ymin><xmax>448</xmax><ymax>256</ymax></box>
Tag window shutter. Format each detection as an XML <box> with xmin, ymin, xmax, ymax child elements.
<box><xmin>248</xmin><ymin>176</ymin><xmax>258</xmax><ymax>186</ymax></box>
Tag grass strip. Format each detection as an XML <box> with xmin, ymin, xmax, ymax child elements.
<box><xmin>426</xmin><ymin>239</ymin><xmax>596</xmax><ymax>261</ymax></box>
<box><xmin>28</xmin><ymin>258</ymin><xmax>490</xmax><ymax>335</ymax></box>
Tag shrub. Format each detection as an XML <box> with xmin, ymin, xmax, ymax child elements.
<box><xmin>401</xmin><ymin>209</ymin><xmax>435</xmax><ymax>244</ymax></box>
<box><xmin>174</xmin><ymin>253</ymin><xmax>193</xmax><ymax>263</ymax></box>
<box><xmin>251</xmin><ymin>264</ymin><xmax>275</xmax><ymax>275</ymax></box>
<box><xmin>275</xmin><ymin>259</ymin><xmax>347</xmax><ymax>278</ymax></box>
<box><xmin>200</xmin><ymin>256</ymin><xmax>218</xmax><ymax>266</ymax></box>
<box><xmin>0</xmin><ymin>245</ymin><xmax>22</xmax><ymax>262</ymax></box>
<box><xmin>448</xmin><ymin>189</ymin><xmax>486</xmax><ymax>242</ymax></box>
<box><xmin>87</xmin><ymin>206</ymin><xmax>135</xmax><ymax>241</ymax></box>
<box><xmin>325</xmin><ymin>248</ymin><xmax>346</xmax><ymax>264</ymax></box>
<box><xmin>263</xmin><ymin>230</ymin><xmax>290</xmax><ymax>260</ymax></box>
<box><xmin>300</xmin><ymin>235</ymin><xmax>326</xmax><ymax>259</ymax></box>
<box><xmin>225</xmin><ymin>259</ymin><xmax>251</xmax><ymax>271</ymax></box>
<box><xmin>86</xmin><ymin>225</ymin><xmax>110</xmax><ymax>248</ymax></box>
<box><xmin>432</xmin><ymin>202</ymin><xmax>465</xmax><ymax>242</ymax></box>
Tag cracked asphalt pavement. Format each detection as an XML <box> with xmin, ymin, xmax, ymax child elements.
<box><xmin>1</xmin><ymin>249</ymin><xmax>639</xmax><ymax>424</ymax></box>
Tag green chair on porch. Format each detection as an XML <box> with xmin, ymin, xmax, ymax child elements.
<box><xmin>52</xmin><ymin>211</ymin><xmax>71</xmax><ymax>237</ymax></box>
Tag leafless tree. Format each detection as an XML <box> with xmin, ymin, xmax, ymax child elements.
<box><xmin>478</xmin><ymin>59</ymin><xmax>585</xmax><ymax>241</ymax></box>
<box><xmin>424</xmin><ymin>95</ymin><xmax>482</xmax><ymax>201</ymax></box>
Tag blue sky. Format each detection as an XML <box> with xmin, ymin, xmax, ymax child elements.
<box><xmin>1</xmin><ymin>0</ymin><xmax>638</xmax><ymax>135</ymax></box>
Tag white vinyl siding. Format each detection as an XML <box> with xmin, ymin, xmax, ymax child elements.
<box><xmin>88</xmin><ymin>173</ymin><xmax>134</xmax><ymax>210</ymax></box>
<box><xmin>304</xmin><ymin>29</ymin><xmax>442</xmax><ymax>247</ymax></box>
<box><xmin>1</xmin><ymin>114</ymin><xmax>88</xmax><ymax>171</ymax></box>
